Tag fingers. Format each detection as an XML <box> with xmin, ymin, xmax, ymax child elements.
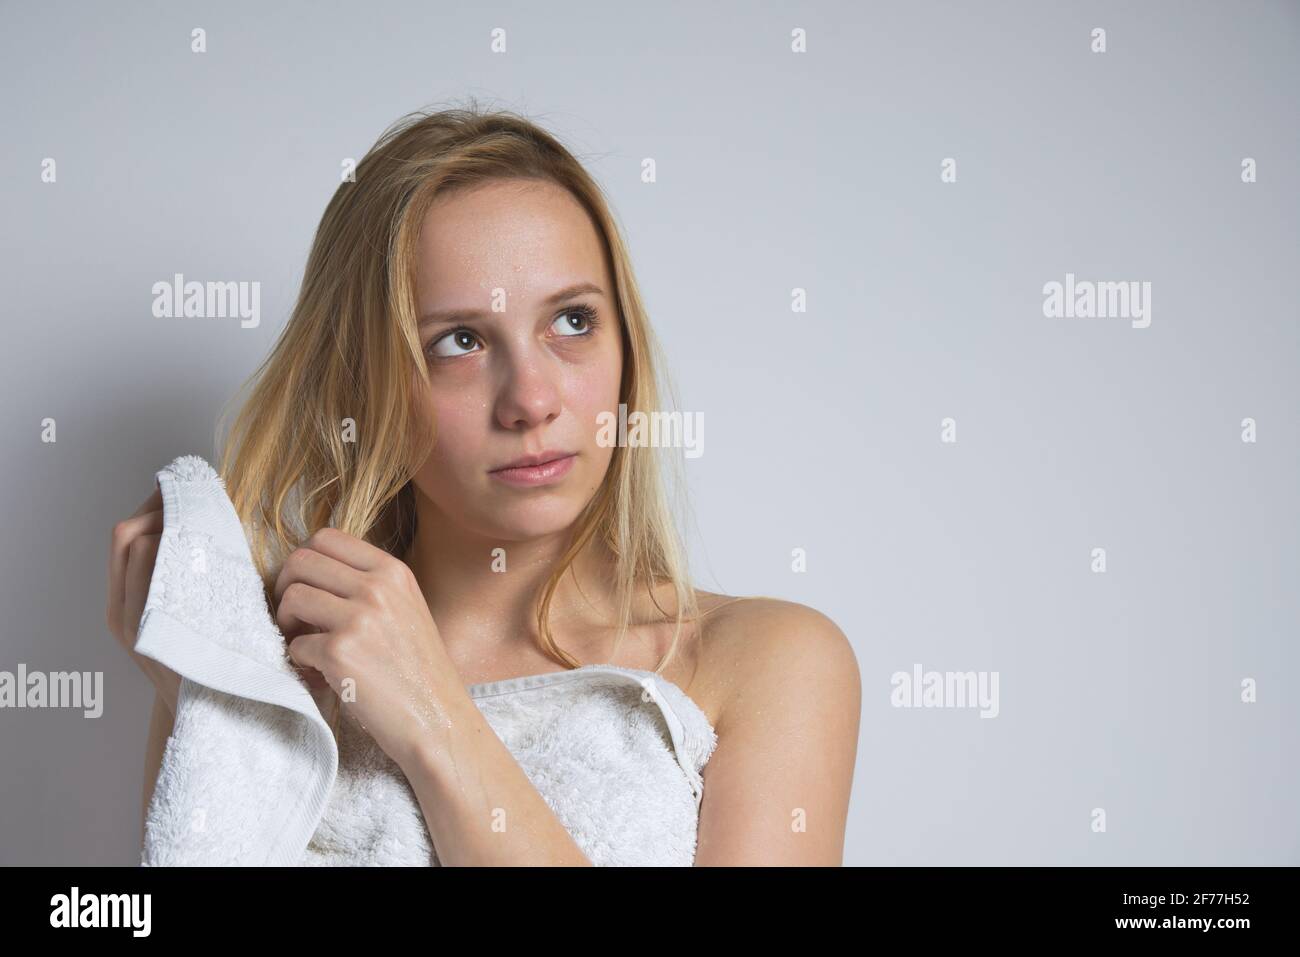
<box><xmin>300</xmin><ymin>526</ymin><xmax>390</xmax><ymax>573</ymax></box>
<box><xmin>285</xmin><ymin>632</ymin><xmax>331</xmax><ymax>689</ymax></box>
<box><xmin>272</xmin><ymin>543</ymin><xmax>364</xmax><ymax>609</ymax></box>
<box><xmin>274</xmin><ymin>540</ymin><xmax>374</xmax><ymax>695</ymax></box>
<box><xmin>278</xmin><ymin>582</ymin><xmax>353</xmax><ymax>692</ymax></box>
<box><xmin>107</xmin><ymin>488</ymin><xmax>164</xmax><ymax>641</ymax></box>
<box><xmin>276</xmin><ymin>580</ymin><xmax>350</xmax><ymax>640</ymax></box>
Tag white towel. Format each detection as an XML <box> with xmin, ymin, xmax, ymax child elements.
<box><xmin>135</xmin><ymin>454</ymin><xmax>337</xmax><ymax>866</ymax></box>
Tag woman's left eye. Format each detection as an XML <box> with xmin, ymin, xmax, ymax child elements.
<box><xmin>551</xmin><ymin>304</ymin><xmax>601</xmax><ymax>337</ymax></box>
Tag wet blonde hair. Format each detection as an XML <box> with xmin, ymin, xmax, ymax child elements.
<box><xmin>214</xmin><ymin>100</ymin><xmax>714</xmax><ymax>679</ymax></box>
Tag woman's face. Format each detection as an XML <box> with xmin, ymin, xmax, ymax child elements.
<box><xmin>408</xmin><ymin>178</ymin><xmax>624</xmax><ymax>542</ymax></box>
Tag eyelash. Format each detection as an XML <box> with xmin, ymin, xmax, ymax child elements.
<box><xmin>424</xmin><ymin>304</ymin><xmax>603</xmax><ymax>362</ymax></box>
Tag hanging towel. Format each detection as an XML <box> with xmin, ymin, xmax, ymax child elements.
<box><xmin>134</xmin><ymin>454</ymin><xmax>337</xmax><ymax>866</ymax></box>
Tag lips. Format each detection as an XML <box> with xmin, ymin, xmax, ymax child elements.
<box><xmin>488</xmin><ymin>452</ymin><xmax>578</xmax><ymax>487</ymax></box>
<box><xmin>490</xmin><ymin>450</ymin><xmax>576</xmax><ymax>472</ymax></box>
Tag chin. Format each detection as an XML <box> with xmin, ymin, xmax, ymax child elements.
<box><xmin>480</xmin><ymin>498</ymin><xmax>584</xmax><ymax>541</ymax></box>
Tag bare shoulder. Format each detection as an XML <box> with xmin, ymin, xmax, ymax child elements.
<box><xmin>690</xmin><ymin>592</ymin><xmax>861</xmax><ymax>735</ymax></box>
<box><xmin>686</xmin><ymin>593</ymin><xmax>861</xmax><ymax>865</ymax></box>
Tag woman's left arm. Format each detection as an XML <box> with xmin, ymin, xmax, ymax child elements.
<box><xmin>275</xmin><ymin>527</ymin><xmax>592</xmax><ymax>865</ymax></box>
<box><xmin>692</xmin><ymin>603</ymin><xmax>862</xmax><ymax>866</ymax></box>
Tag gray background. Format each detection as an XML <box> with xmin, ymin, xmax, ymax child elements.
<box><xmin>1</xmin><ymin>0</ymin><xmax>1296</xmax><ymax>865</ymax></box>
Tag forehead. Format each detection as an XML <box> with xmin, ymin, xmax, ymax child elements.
<box><xmin>414</xmin><ymin>179</ymin><xmax>608</xmax><ymax>305</ymax></box>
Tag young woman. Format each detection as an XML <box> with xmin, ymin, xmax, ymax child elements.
<box><xmin>107</xmin><ymin>103</ymin><xmax>861</xmax><ymax>866</ymax></box>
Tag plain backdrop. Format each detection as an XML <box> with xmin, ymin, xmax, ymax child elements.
<box><xmin>1</xmin><ymin>0</ymin><xmax>1297</xmax><ymax>865</ymax></box>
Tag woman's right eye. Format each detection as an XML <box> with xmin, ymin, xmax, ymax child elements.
<box><xmin>427</xmin><ymin>328</ymin><xmax>482</xmax><ymax>359</ymax></box>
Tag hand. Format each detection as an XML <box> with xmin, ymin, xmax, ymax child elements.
<box><xmin>107</xmin><ymin>484</ymin><xmax>181</xmax><ymax>714</ymax></box>
<box><xmin>273</xmin><ymin>526</ymin><xmax>456</xmax><ymax>770</ymax></box>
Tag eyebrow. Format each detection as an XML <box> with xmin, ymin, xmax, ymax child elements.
<box><xmin>417</xmin><ymin>282</ymin><xmax>607</xmax><ymax>329</ymax></box>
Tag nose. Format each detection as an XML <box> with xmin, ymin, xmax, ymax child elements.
<box><xmin>493</xmin><ymin>353</ymin><xmax>563</xmax><ymax>431</ymax></box>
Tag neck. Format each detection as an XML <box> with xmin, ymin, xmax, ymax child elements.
<box><xmin>402</xmin><ymin>496</ymin><xmax>619</xmax><ymax>661</ymax></box>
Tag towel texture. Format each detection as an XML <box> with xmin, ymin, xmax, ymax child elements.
<box><xmin>304</xmin><ymin>664</ymin><xmax>718</xmax><ymax>866</ymax></box>
<box><xmin>134</xmin><ymin>454</ymin><xmax>718</xmax><ymax>866</ymax></box>
<box><xmin>135</xmin><ymin>455</ymin><xmax>337</xmax><ymax>865</ymax></box>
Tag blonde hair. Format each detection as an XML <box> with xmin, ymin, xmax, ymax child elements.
<box><xmin>214</xmin><ymin>100</ymin><xmax>716</xmax><ymax>683</ymax></box>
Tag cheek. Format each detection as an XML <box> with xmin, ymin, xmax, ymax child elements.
<box><xmin>416</xmin><ymin>386</ymin><xmax>486</xmax><ymax>476</ymax></box>
<box><xmin>566</xmin><ymin>365</ymin><xmax>623</xmax><ymax>499</ymax></box>
<box><xmin>571</xmin><ymin>343</ymin><xmax>624</xmax><ymax>414</ymax></box>
<box><xmin>568</xmin><ymin>371</ymin><xmax>615</xmax><ymax>412</ymax></box>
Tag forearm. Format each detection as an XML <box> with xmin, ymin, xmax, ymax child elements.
<box><xmin>396</xmin><ymin>689</ymin><xmax>593</xmax><ymax>866</ymax></box>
